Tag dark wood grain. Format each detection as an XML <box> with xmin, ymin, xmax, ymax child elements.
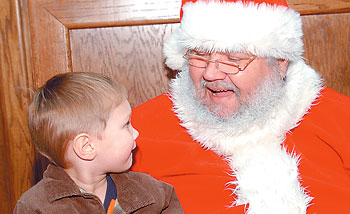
<box><xmin>38</xmin><ymin>0</ymin><xmax>182</xmax><ymax>28</ymax></box>
<box><xmin>289</xmin><ymin>0</ymin><xmax>350</xmax><ymax>15</ymax></box>
<box><xmin>0</xmin><ymin>0</ymin><xmax>34</xmax><ymax>212</ymax></box>
<box><xmin>70</xmin><ymin>24</ymin><xmax>179</xmax><ymax>108</ymax></box>
<box><xmin>28</xmin><ymin>0</ymin><xmax>72</xmax><ymax>87</ymax></box>
<box><xmin>303</xmin><ymin>13</ymin><xmax>350</xmax><ymax>95</ymax></box>
<box><xmin>35</xmin><ymin>0</ymin><xmax>350</xmax><ymax>29</ymax></box>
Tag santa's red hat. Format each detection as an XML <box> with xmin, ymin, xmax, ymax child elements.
<box><xmin>164</xmin><ymin>0</ymin><xmax>303</xmax><ymax>71</ymax></box>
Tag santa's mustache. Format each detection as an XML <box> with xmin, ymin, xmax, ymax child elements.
<box><xmin>201</xmin><ymin>80</ymin><xmax>241</xmax><ymax>96</ymax></box>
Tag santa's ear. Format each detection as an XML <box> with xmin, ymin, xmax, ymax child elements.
<box><xmin>72</xmin><ymin>133</ymin><xmax>96</xmax><ymax>161</ymax></box>
<box><xmin>277</xmin><ymin>59</ymin><xmax>289</xmax><ymax>79</ymax></box>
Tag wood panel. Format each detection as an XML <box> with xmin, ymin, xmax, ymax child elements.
<box><xmin>28</xmin><ymin>0</ymin><xmax>72</xmax><ymax>87</ymax></box>
<box><xmin>0</xmin><ymin>0</ymin><xmax>34</xmax><ymax>212</ymax></box>
<box><xmin>70</xmin><ymin>24</ymin><xmax>178</xmax><ymax>108</ymax></box>
<box><xmin>40</xmin><ymin>0</ymin><xmax>182</xmax><ymax>28</ymax></box>
<box><xmin>289</xmin><ymin>0</ymin><xmax>350</xmax><ymax>15</ymax></box>
<box><xmin>303</xmin><ymin>13</ymin><xmax>350</xmax><ymax>95</ymax></box>
<box><xmin>27</xmin><ymin>0</ymin><xmax>350</xmax><ymax>29</ymax></box>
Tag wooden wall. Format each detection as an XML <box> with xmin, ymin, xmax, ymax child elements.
<box><xmin>1</xmin><ymin>0</ymin><xmax>349</xmax><ymax>212</ymax></box>
<box><xmin>1</xmin><ymin>0</ymin><xmax>34</xmax><ymax>213</ymax></box>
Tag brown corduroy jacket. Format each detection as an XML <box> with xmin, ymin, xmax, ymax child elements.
<box><xmin>14</xmin><ymin>164</ymin><xmax>183</xmax><ymax>214</ymax></box>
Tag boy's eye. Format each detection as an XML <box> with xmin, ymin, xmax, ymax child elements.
<box><xmin>124</xmin><ymin>121</ymin><xmax>130</xmax><ymax>128</ymax></box>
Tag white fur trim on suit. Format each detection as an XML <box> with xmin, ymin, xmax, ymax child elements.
<box><xmin>164</xmin><ymin>1</ymin><xmax>303</xmax><ymax>71</ymax></box>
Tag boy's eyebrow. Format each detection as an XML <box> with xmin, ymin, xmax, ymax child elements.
<box><xmin>123</xmin><ymin>110</ymin><xmax>132</xmax><ymax>123</ymax></box>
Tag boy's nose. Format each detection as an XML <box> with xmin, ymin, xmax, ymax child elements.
<box><xmin>132</xmin><ymin>127</ymin><xmax>139</xmax><ymax>140</ymax></box>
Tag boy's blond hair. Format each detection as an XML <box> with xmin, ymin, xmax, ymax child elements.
<box><xmin>28</xmin><ymin>72</ymin><xmax>127</xmax><ymax>167</ymax></box>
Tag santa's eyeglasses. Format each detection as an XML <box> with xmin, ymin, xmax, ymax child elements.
<box><xmin>183</xmin><ymin>50</ymin><xmax>256</xmax><ymax>75</ymax></box>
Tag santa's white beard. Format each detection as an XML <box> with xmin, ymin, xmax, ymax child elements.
<box><xmin>171</xmin><ymin>67</ymin><xmax>286</xmax><ymax>137</ymax></box>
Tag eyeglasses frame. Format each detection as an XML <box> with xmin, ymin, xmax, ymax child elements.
<box><xmin>183</xmin><ymin>50</ymin><xmax>257</xmax><ymax>75</ymax></box>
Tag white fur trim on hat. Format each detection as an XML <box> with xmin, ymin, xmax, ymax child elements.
<box><xmin>164</xmin><ymin>1</ymin><xmax>303</xmax><ymax>71</ymax></box>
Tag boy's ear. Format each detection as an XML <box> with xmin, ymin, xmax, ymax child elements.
<box><xmin>72</xmin><ymin>133</ymin><xmax>96</xmax><ymax>161</ymax></box>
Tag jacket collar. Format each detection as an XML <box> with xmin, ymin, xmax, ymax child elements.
<box><xmin>43</xmin><ymin>164</ymin><xmax>83</xmax><ymax>202</ymax></box>
<box><xmin>43</xmin><ymin>164</ymin><xmax>155</xmax><ymax>212</ymax></box>
<box><xmin>111</xmin><ymin>172</ymin><xmax>155</xmax><ymax>212</ymax></box>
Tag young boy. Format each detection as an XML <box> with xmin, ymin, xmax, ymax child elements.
<box><xmin>14</xmin><ymin>72</ymin><xmax>183</xmax><ymax>213</ymax></box>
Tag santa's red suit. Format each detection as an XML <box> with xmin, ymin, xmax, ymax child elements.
<box><xmin>132</xmin><ymin>0</ymin><xmax>350</xmax><ymax>213</ymax></box>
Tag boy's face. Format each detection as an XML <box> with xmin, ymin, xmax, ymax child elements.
<box><xmin>94</xmin><ymin>99</ymin><xmax>139</xmax><ymax>173</ymax></box>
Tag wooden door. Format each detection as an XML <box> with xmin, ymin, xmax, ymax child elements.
<box><xmin>1</xmin><ymin>0</ymin><xmax>349</xmax><ymax>212</ymax></box>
